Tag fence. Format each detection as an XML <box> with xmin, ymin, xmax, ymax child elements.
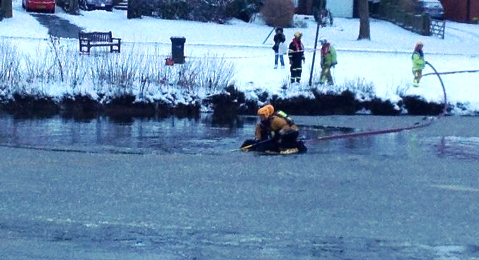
<box><xmin>378</xmin><ymin>3</ymin><xmax>445</xmax><ymax>39</ymax></box>
<box><xmin>430</xmin><ymin>19</ymin><xmax>445</xmax><ymax>39</ymax></box>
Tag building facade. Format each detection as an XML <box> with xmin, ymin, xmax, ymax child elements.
<box><xmin>296</xmin><ymin>0</ymin><xmax>355</xmax><ymax>18</ymax></box>
<box><xmin>441</xmin><ymin>0</ymin><xmax>479</xmax><ymax>23</ymax></box>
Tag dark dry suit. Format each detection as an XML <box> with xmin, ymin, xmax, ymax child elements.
<box><xmin>288</xmin><ymin>37</ymin><xmax>305</xmax><ymax>83</ymax></box>
<box><xmin>254</xmin><ymin>111</ymin><xmax>306</xmax><ymax>153</ymax></box>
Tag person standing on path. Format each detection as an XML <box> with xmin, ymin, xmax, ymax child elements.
<box><xmin>412</xmin><ymin>40</ymin><xmax>425</xmax><ymax>87</ymax></box>
<box><xmin>319</xmin><ymin>38</ymin><xmax>337</xmax><ymax>85</ymax></box>
<box><xmin>288</xmin><ymin>31</ymin><xmax>305</xmax><ymax>84</ymax></box>
<box><xmin>272</xmin><ymin>27</ymin><xmax>286</xmax><ymax>69</ymax></box>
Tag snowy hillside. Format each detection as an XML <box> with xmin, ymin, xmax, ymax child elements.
<box><xmin>0</xmin><ymin>0</ymin><xmax>478</xmax><ymax>114</ymax></box>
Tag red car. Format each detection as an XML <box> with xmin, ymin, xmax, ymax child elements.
<box><xmin>22</xmin><ymin>0</ymin><xmax>56</xmax><ymax>13</ymax></box>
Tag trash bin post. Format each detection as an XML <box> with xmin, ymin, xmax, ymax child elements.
<box><xmin>170</xmin><ymin>37</ymin><xmax>186</xmax><ymax>64</ymax></box>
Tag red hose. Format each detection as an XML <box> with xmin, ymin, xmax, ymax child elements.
<box><xmin>305</xmin><ymin>61</ymin><xmax>448</xmax><ymax>143</ymax></box>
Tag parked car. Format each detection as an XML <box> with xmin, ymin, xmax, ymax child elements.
<box><xmin>413</xmin><ymin>0</ymin><xmax>444</xmax><ymax>20</ymax></box>
<box><xmin>22</xmin><ymin>0</ymin><xmax>56</xmax><ymax>13</ymax></box>
<box><xmin>55</xmin><ymin>0</ymin><xmax>70</xmax><ymax>12</ymax></box>
<box><xmin>79</xmin><ymin>0</ymin><xmax>114</xmax><ymax>11</ymax></box>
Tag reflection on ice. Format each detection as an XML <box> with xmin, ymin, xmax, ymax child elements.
<box><xmin>0</xmin><ymin>114</ymin><xmax>479</xmax><ymax>160</ymax></box>
<box><xmin>435</xmin><ymin>136</ymin><xmax>479</xmax><ymax>160</ymax></box>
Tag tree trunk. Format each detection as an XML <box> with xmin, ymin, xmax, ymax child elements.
<box><xmin>357</xmin><ymin>0</ymin><xmax>370</xmax><ymax>40</ymax></box>
<box><xmin>1</xmin><ymin>0</ymin><xmax>13</xmax><ymax>18</ymax></box>
<box><xmin>127</xmin><ymin>0</ymin><xmax>142</xmax><ymax>19</ymax></box>
<box><xmin>68</xmin><ymin>0</ymin><xmax>79</xmax><ymax>15</ymax></box>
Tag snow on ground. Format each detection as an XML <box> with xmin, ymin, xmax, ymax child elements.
<box><xmin>1</xmin><ymin>0</ymin><xmax>479</xmax><ymax>114</ymax></box>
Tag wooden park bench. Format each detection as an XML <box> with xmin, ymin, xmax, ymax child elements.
<box><xmin>78</xmin><ymin>31</ymin><xmax>121</xmax><ymax>54</ymax></box>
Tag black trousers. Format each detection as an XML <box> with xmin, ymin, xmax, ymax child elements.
<box><xmin>290</xmin><ymin>60</ymin><xmax>303</xmax><ymax>83</ymax></box>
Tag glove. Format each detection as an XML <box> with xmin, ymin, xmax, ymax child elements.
<box><xmin>332</xmin><ymin>61</ymin><xmax>337</xmax><ymax>68</ymax></box>
<box><xmin>279</xmin><ymin>129</ymin><xmax>287</xmax><ymax>136</ymax></box>
<box><xmin>302</xmin><ymin>59</ymin><xmax>305</xmax><ymax>64</ymax></box>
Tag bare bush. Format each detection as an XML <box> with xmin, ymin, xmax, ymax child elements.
<box><xmin>176</xmin><ymin>61</ymin><xmax>198</xmax><ymax>91</ymax></box>
<box><xmin>89</xmin><ymin>48</ymin><xmax>141</xmax><ymax>95</ymax></box>
<box><xmin>49</xmin><ymin>36</ymin><xmax>65</xmax><ymax>82</ymax></box>
<box><xmin>190</xmin><ymin>53</ymin><xmax>236</xmax><ymax>94</ymax></box>
<box><xmin>292</xmin><ymin>16</ymin><xmax>308</xmax><ymax>28</ymax></box>
<box><xmin>312</xmin><ymin>77</ymin><xmax>375</xmax><ymax>99</ymax></box>
<box><xmin>343</xmin><ymin>77</ymin><xmax>376</xmax><ymax>100</ymax></box>
<box><xmin>0</xmin><ymin>40</ymin><xmax>237</xmax><ymax>104</ymax></box>
<box><xmin>396</xmin><ymin>83</ymin><xmax>411</xmax><ymax>97</ymax></box>
<box><xmin>62</xmin><ymin>51</ymin><xmax>88</xmax><ymax>92</ymax></box>
<box><xmin>225</xmin><ymin>0</ymin><xmax>263</xmax><ymax>22</ymax></box>
<box><xmin>157</xmin><ymin>0</ymin><xmax>189</xmax><ymax>19</ymax></box>
<box><xmin>47</xmin><ymin>39</ymin><xmax>88</xmax><ymax>91</ymax></box>
<box><xmin>21</xmin><ymin>49</ymin><xmax>59</xmax><ymax>95</ymax></box>
<box><xmin>0</xmin><ymin>41</ymin><xmax>22</xmax><ymax>94</ymax></box>
<box><xmin>261</xmin><ymin>0</ymin><xmax>295</xmax><ymax>28</ymax></box>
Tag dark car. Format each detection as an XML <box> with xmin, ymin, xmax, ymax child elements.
<box><xmin>414</xmin><ymin>0</ymin><xmax>444</xmax><ymax>20</ymax></box>
<box><xmin>79</xmin><ymin>0</ymin><xmax>114</xmax><ymax>11</ymax></box>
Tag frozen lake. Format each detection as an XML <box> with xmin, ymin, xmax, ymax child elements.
<box><xmin>0</xmin><ymin>113</ymin><xmax>478</xmax><ymax>259</ymax></box>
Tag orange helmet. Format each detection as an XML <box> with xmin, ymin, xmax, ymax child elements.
<box><xmin>257</xmin><ymin>104</ymin><xmax>275</xmax><ymax>118</ymax></box>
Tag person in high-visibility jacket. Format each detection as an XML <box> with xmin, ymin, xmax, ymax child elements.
<box><xmin>288</xmin><ymin>31</ymin><xmax>305</xmax><ymax>84</ymax></box>
<box><xmin>412</xmin><ymin>40</ymin><xmax>426</xmax><ymax>87</ymax></box>
<box><xmin>319</xmin><ymin>38</ymin><xmax>337</xmax><ymax>85</ymax></box>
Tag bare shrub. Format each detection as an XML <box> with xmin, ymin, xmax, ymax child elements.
<box><xmin>292</xmin><ymin>16</ymin><xmax>308</xmax><ymax>28</ymax></box>
<box><xmin>312</xmin><ymin>77</ymin><xmax>375</xmax><ymax>100</ymax></box>
<box><xmin>62</xmin><ymin>51</ymin><xmax>88</xmax><ymax>92</ymax></box>
<box><xmin>48</xmin><ymin>40</ymin><xmax>88</xmax><ymax>92</ymax></box>
<box><xmin>89</xmin><ymin>55</ymin><xmax>110</xmax><ymax>91</ymax></box>
<box><xmin>261</xmin><ymin>0</ymin><xmax>295</xmax><ymax>28</ymax></box>
<box><xmin>49</xmin><ymin>36</ymin><xmax>65</xmax><ymax>82</ymax></box>
<box><xmin>395</xmin><ymin>83</ymin><xmax>410</xmax><ymax>97</ymax></box>
<box><xmin>139</xmin><ymin>50</ymin><xmax>235</xmax><ymax>95</ymax></box>
<box><xmin>1</xmin><ymin>40</ymin><xmax>237</xmax><ymax>105</ymax></box>
<box><xmin>21</xmin><ymin>49</ymin><xmax>59</xmax><ymax>95</ymax></box>
<box><xmin>89</xmin><ymin>48</ymin><xmax>141</xmax><ymax>95</ymax></box>
<box><xmin>157</xmin><ymin>0</ymin><xmax>189</xmax><ymax>20</ymax></box>
<box><xmin>146</xmin><ymin>45</ymin><xmax>171</xmax><ymax>86</ymax></box>
<box><xmin>225</xmin><ymin>0</ymin><xmax>263</xmax><ymax>22</ymax></box>
<box><xmin>190</xmin><ymin>53</ymin><xmax>236</xmax><ymax>94</ymax></box>
<box><xmin>0</xmin><ymin>41</ymin><xmax>22</xmax><ymax>95</ymax></box>
<box><xmin>343</xmin><ymin>77</ymin><xmax>376</xmax><ymax>100</ymax></box>
<box><xmin>176</xmin><ymin>61</ymin><xmax>198</xmax><ymax>91</ymax></box>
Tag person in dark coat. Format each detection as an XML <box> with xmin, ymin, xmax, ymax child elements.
<box><xmin>288</xmin><ymin>31</ymin><xmax>305</xmax><ymax>84</ymax></box>
<box><xmin>272</xmin><ymin>27</ymin><xmax>286</xmax><ymax>69</ymax></box>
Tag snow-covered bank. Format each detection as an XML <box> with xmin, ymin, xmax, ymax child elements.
<box><xmin>0</xmin><ymin>0</ymin><xmax>478</xmax><ymax>115</ymax></box>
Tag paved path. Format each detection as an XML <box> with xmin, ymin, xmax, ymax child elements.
<box><xmin>31</xmin><ymin>13</ymin><xmax>83</xmax><ymax>39</ymax></box>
